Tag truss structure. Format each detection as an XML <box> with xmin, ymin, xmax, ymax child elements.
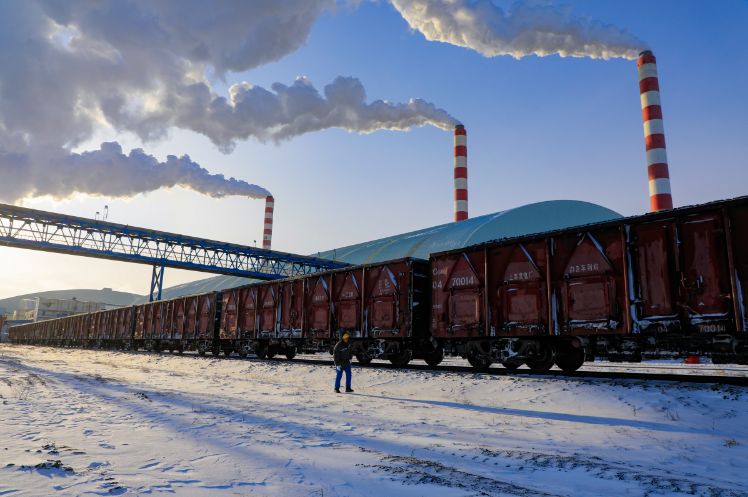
<box><xmin>0</xmin><ymin>203</ymin><xmax>347</xmax><ymax>284</ymax></box>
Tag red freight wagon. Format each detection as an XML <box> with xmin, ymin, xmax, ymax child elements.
<box><xmin>89</xmin><ymin>309</ymin><xmax>112</xmax><ymax>347</ymax></box>
<box><xmin>8</xmin><ymin>323</ymin><xmax>28</xmax><ymax>343</ymax></box>
<box><xmin>162</xmin><ymin>292</ymin><xmax>220</xmax><ymax>355</ymax></box>
<box><xmin>218</xmin><ymin>257</ymin><xmax>438</xmax><ymax>366</ymax></box>
<box><xmin>135</xmin><ymin>292</ymin><xmax>220</xmax><ymax>354</ymax></box>
<box><xmin>355</xmin><ymin>259</ymin><xmax>436</xmax><ymax>365</ymax></box>
<box><xmin>88</xmin><ymin>307</ymin><xmax>135</xmax><ymax>349</ymax></box>
<box><xmin>134</xmin><ymin>300</ymin><xmax>166</xmax><ymax>351</ymax></box>
<box><xmin>49</xmin><ymin>317</ymin><xmax>67</xmax><ymax>346</ymax></box>
<box><xmin>278</xmin><ymin>279</ymin><xmax>304</xmax><ymax>342</ymax></box>
<box><xmin>221</xmin><ymin>284</ymin><xmax>258</xmax><ymax>345</ymax></box>
<box><xmin>66</xmin><ymin>313</ymin><xmax>90</xmax><ymax>346</ymax></box>
<box><xmin>41</xmin><ymin>319</ymin><xmax>56</xmax><ymax>344</ymax></box>
<box><xmin>220</xmin><ymin>281</ymin><xmax>284</xmax><ymax>358</ymax></box>
<box><xmin>305</xmin><ymin>273</ymin><xmax>333</xmax><ymax>341</ymax></box>
<box><xmin>57</xmin><ymin>316</ymin><xmax>73</xmax><ymax>344</ymax></box>
<box><xmin>111</xmin><ymin>306</ymin><xmax>135</xmax><ymax>345</ymax></box>
<box><xmin>431</xmin><ymin>196</ymin><xmax>748</xmax><ymax>370</ymax></box>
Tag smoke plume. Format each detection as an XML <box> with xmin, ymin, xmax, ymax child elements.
<box><xmin>389</xmin><ymin>0</ymin><xmax>648</xmax><ymax>60</ymax></box>
<box><xmin>0</xmin><ymin>0</ymin><xmax>457</xmax><ymax>204</ymax></box>
<box><xmin>0</xmin><ymin>0</ymin><xmax>644</xmax><ymax>204</ymax></box>
<box><xmin>0</xmin><ymin>143</ymin><xmax>270</xmax><ymax>203</ymax></box>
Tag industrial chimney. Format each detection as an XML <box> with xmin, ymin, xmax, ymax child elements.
<box><xmin>638</xmin><ymin>50</ymin><xmax>673</xmax><ymax>212</ymax></box>
<box><xmin>454</xmin><ymin>124</ymin><xmax>468</xmax><ymax>221</ymax></box>
<box><xmin>262</xmin><ymin>196</ymin><xmax>274</xmax><ymax>250</ymax></box>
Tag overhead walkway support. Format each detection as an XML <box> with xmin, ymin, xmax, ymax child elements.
<box><xmin>0</xmin><ymin>203</ymin><xmax>347</xmax><ymax>301</ymax></box>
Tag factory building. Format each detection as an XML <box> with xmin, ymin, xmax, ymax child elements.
<box><xmin>12</xmin><ymin>297</ymin><xmax>116</xmax><ymax>322</ymax></box>
<box><xmin>135</xmin><ymin>199</ymin><xmax>622</xmax><ymax>304</ymax></box>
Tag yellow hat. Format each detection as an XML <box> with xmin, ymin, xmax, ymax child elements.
<box><xmin>342</xmin><ymin>333</ymin><xmax>350</xmax><ymax>339</ymax></box>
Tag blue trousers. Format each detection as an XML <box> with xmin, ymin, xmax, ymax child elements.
<box><xmin>335</xmin><ymin>365</ymin><xmax>351</xmax><ymax>390</ymax></box>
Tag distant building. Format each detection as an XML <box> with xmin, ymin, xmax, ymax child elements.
<box><xmin>14</xmin><ymin>297</ymin><xmax>116</xmax><ymax>322</ymax></box>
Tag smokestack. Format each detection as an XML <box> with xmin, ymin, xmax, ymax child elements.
<box><xmin>454</xmin><ymin>124</ymin><xmax>468</xmax><ymax>221</ymax></box>
<box><xmin>262</xmin><ymin>196</ymin><xmax>274</xmax><ymax>250</ymax></box>
<box><xmin>638</xmin><ymin>50</ymin><xmax>673</xmax><ymax>212</ymax></box>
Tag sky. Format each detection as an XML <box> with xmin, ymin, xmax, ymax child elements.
<box><xmin>1</xmin><ymin>0</ymin><xmax>747</xmax><ymax>301</ymax></box>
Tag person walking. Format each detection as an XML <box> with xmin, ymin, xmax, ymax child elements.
<box><xmin>333</xmin><ymin>333</ymin><xmax>354</xmax><ymax>393</ymax></box>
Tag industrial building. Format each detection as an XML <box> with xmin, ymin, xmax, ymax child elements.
<box><xmin>12</xmin><ymin>297</ymin><xmax>114</xmax><ymax>322</ymax></box>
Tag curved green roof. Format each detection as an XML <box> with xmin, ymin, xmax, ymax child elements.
<box><xmin>134</xmin><ymin>200</ymin><xmax>621</xmax><ymax>304</ymax></box>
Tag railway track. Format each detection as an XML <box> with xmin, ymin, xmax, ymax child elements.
<box><xmin>6</xmin><ymin>344</ymin><xmax>748</xmax><ymax>386</ymax></box>
<box><xmin>279</xmin><ymin>357</ymin><xmax>748</xmax><ymax>387</ymax></box>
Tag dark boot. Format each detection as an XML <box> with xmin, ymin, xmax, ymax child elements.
<box><xmin>345</xmin><ymin>388</ymin><xmax>354</xmax><ymax>393</ymax></box>
<box><xmin>334</xmin><ymin>388</ymin><xmax>341</xmax><ymax>393</ymax></box>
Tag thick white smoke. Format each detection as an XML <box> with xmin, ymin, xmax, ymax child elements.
<box><xmin>0</xmin><ymin>0</ymin><xmax>458</xmax><ymax>204</ymax></box>
<box><xmin>0</xmin><ymin>0</ymin><xmax>644</xmax><ymax>205</ymax></box>
<box><xmin>0</xmin><ymin>143</ymin><xmax>270</xmax><ymax>203</ymax></box>
<box><xmin>156</xmin><ymin>76</ymin><xmax>459</xmax><ymax>152</ymax></box>
<box><xmin>389</xmin><ymin>0</ymin><xmax>648</xmax><ymax>60</ymax></box>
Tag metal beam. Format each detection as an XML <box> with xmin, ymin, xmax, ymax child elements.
<box><xmin>149</xmin><ymin>262</ymin><xmax>165</xmax><ymax>302</ymax></box>
<box><xmin>0</xmin><ymin>203</ymin><xmax>347</xmax><ymax>280</ymax></box>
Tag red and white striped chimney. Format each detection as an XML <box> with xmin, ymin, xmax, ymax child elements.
<box><xmin>454</xmin><ymin>124</ymin><xmax>468</xmax><ymax>222</ymax></box>
<box><xmin>638</xmin><ymin>50</ymin><xmax>673</xmax><ymax>212</ymax></box>
<box><xmin>262</xmin><ymin>196</ymin><xmax>274</xmax><ymax>250</ymax></box>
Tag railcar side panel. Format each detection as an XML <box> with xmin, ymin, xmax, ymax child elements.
<box><xmin>679</xmin><ymin>213</ymin><xmax>733</xmax><ymax>331</ymax></box>
<box><xmin>725</xmin><ymin>205</ymin><xmax>748</xmax><ymax>331</ymax></box>
<box><xmin>552</xmin><ymin>227</ymin><xmax>627</xmax><ymax>336</ymax></box>
<box><xmin>279</xmin><ymin>279</ymin><xmax>304</xmax><ymax>339</ymax></box>
<box><xmin>305</xmin><ymin>274</ymin><xmax>332</xmax><ymax>339</ymax></box>
<box><xmin>489</xmin><ymin>241</ymin><xmax>550</xmax><ymax>336</ymax></box>
<box><xmin>363</xmin><ymin>259</ymin><xmax>424</xmax><ymax>339</ymax></box>
<box><xmin>431</xmin><ymin>251</ymin><xmax>486</xmax><ymax>338</ymax></box>
<box><xmin>331</xmin><ymin>269</ymin><xmax>363</xmax><ymax>338</ymax></box>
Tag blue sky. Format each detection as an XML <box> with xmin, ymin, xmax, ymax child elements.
<box><xmin>1</xmin><ymin>0</ymin><xmax>747</xmax><ymax>300</ymax></box>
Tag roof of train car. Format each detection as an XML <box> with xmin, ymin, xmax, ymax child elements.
<box><xmin>133</xmin><ymin>200</ymin><xmax>622</xmax><ymax>304</ymax></box>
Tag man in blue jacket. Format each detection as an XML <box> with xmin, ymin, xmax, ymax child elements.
<box><xmin>333</xmin><ymin>333</ymin><xmax>354</xmax><ymax>393</ymax></box>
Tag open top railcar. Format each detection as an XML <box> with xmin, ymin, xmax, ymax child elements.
<box><xmin>218</xmin><ymin>257</ymin><xmax>440</xmax><ymax>365</ymax></box>
<box><xmin>8</xmin><ymin>195</ymin><xmax>748</xmax><ymax>371</ymax></box>
<box><xmin>430</xmin><ymin>195</ymin><xmax>748</xmax><ymax>370</ymax></box>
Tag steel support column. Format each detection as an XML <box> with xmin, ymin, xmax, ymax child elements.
<box><xmin>149</xmin><ymin>262</ymin><xmax>165</xmax><ymax>302</ymax></box>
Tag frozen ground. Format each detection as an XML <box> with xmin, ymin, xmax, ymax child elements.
<box><xmin>1</xmin><ymin>345</ymin><xmax>747</xmax><ymax>496</ymax></box>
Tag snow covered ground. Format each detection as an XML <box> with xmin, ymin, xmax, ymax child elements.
<box><xmin>1</xmin><ymin>345</ymin><xmax>747</xmax><ymax>496</ymax></box>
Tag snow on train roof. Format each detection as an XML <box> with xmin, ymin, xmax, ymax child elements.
<box><xmin>133</xmin><ymin>200</ymin><xmax>621</xmax><ymax>304</ymax></box>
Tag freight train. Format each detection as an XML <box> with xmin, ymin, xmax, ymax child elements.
<box><xmin>9</xmin><ymin>196</ymin><xmax>748</xmax><ymax>370</ymax></box>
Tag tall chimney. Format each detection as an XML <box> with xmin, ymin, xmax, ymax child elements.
<box><xmin>262</xmin><ymin>196</ymin><xmax>274</xmax><ymax>250</ymax></box>
<box><xmin>454</xmin><ymin>124</ymin><xmax>468</xmax><ymax>221</ymax></box>
<box><xmin>638</xmin><ymin>50</ymin><xmax>673</xmax><ymax>212</ymax></box>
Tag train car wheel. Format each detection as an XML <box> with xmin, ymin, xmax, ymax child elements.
<box><xmin>254</xmin><ymin>342</ymin><xmax>268</xmax><ymax>359</ymax></box>
<box><xmin>424</xmin><ymin>347</ymin><xmax>444</xmax><ymax>367</ymax></box>
<box><xmin>266</xmin><ymin>348</ymin><xmax>278</xmax><ymax>360</ymax></box>
<box><xmin>525</xmin><ymin>340</ymin><xmax>556</xmax><ymax>371</ymax></box>
<box><xmin>467</xmin><ymin>355</ymin><xmax>491</xmax><ymax>369</ymax></box>
<box><xmin>356</xmin><ymin>353</ymin><xmax>373</xmax><ymax>365</ymax></box>
<box><xmin>211</xmin><ymin>346</ymin><xmax>220</xmax><ymax>357</ymax></box>
<box><xmin>198</xmin><ymin>349</ymin><xmax>206</xmax><ymax>356</ymax></box>
<box><xmin>389</xmin><ymin>350</ymin><xmax>412</xmax><ymax>367</ymax></box>
<box><xmin>555</xmin><ymin>346</ymin><xmax>585</xmax><ymax>372</ymax></box>
<box><xmin>285</xmin><ymin>347</ymin><xmax>297</xmax><ymax>360</ymax></box>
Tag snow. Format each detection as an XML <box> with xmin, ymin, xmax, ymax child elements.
<box><xmin>1</xmin><ymin>345</ymin><xmax>747</xmax><ymax>496</ymax></box>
